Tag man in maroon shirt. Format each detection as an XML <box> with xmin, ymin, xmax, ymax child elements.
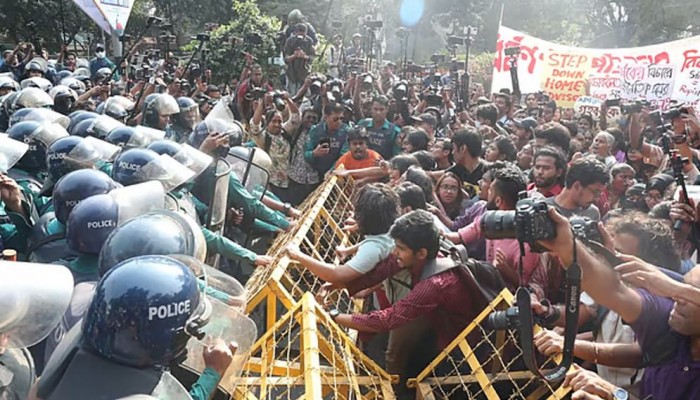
<box><xmin>527</xmin><ymin>146</ymin><xmax>566</xmax><ymax>198</ymax></box>
<box><xmin>325</xmin><ymin>209</ymin><xmax>488</xmax><ymax>351</ymax></box>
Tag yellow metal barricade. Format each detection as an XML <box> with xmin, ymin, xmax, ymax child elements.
<box><xmin>244</xmin><ymin>175</ymin><xmax>363</xmax><ymax>333</ymax></box>
<box><xmin>407</xmin><ymin>289</ymin><xmax>572</xmax><ymax>399</ymax></box>
<box><xmin>234</xmin><ymin>293</ymin><xmax>398</xmax><ymax>399</ymax></box>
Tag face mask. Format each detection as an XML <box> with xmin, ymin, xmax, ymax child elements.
<box><xmin>96</xmin><ymin>51</ymin><xmax>105</xmax><ymax>59</ymax></box>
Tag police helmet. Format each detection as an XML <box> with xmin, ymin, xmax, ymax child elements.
<box><xmin>94</xmin><ymin>67</ymin><xmax>112</xmax><ymax>83</ymax></box>
<box><xmin>148</xmin><ymin>140</ymin><xmax>213</xmax><ymax>178</ymax></box>
<box><xmin>173</xmin><ymin>97</ymin><xmax>200</xmax><ymax>132</ymax></box>
<box><xmin>98</xmin><ymin>210</ymin><xmax>207</xmax><ymax>276</ymax></box>
<box><xmin>24</xmin><ymin>59</ymin><xmax>47</xmax><ymax>75</ymax></box>
<box><xmin>0</xmin><ymin>76</ymin><xmax>20</xmax><ymax>93</ymax></box>
<box><xmin>82</xmin><ymin>255</ymin><xmax>210</xmax><ymax>367</ymax></box>
<box><xmin>189</xmin><ymin>118</ymin><xmax>244</xmax><ymax>158</ymax></box>
<box><xmin>49</xmin><ymin>85</ymin><xmax>79</xmax><ymax>115</ymax></box>
<box><xmin>43</xmin><ymin>135</ymin><xmax>119</xmax><ymax>195</ymax></box>
<box><xmin>70</xmin><ymin>117</ymin><xmax>96</xmax><ymax>137</ymax></box>
<box><xmin>73</xmin><ymin>67</ymin><xmax>92</xmax><ymax>82</ymax></box>
<box><xmin>8</xmin><ymin>121</ymin><xmax>69</xmax><ymax>170</ymax></box>
<box><xmin>112</xmin><ymin>148</ymin><xmax>195</xmax><ymax>191</ymax></box>
<box><xmin>66</xmin><ymin>183</ymin><xmax>166</xmax><ymax>254</ymax></box>
<box><xmin>20</xmin><ymin>77</ymin><xmax>53</xmax><ymax>92</ymax></box>
<box><xmin>142</xmin><ymin>94</ymin><xmax>179</xmax><ymax>128</ymax></box>
<box><xmin>13</xmin><ymin>87</ymin><xmax>53</xmax><ymax>112</ymax></box>
<box><xmin>60</xmin><ymin>77</ymin><xmax>86</xmax><ymax>95</ymax></box>
<box><xmin>9</xmin><ymin>107</ymin><xmax>70</xmax><ymax>129</ymax></box>
<box><xmin>99</xmin><ymin>95</ymin><xmax>134</xmax><ymax>122</ymax></box>
<box><xmin>52</xmin><ymin>169</ymin><xmax>120</xmax><ymax>224</ymax></box>
<box><xmin>106</xmin><ymin>126</ymin><xmax>149</xmax><ymax>149</ymax></box>
<box><xmin>87</xmin><ymin>114</ymin><xmax>125</xmax><ymax>139</ymax></box>
<box><xmin>68</xmin><ymin>110</ymin><xmax>99</xmax><ymax>132</ymax></box>
<box><xmin>56</xmin><ymin>70</ymin><xmax>73</xmax><ymax>81</ymax></box>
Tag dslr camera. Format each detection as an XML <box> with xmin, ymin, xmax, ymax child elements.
<box><xmin>246</xmin><ymin>86</ymin><xmax>267</xmax><ymax>101</ymax></box>
<box><xmin>663</xmin><ymin>105</ymin><xmax>691</xmax><ymax>120</ymax></box>
<box><xmin>481</xmin><ymin>197</ymin><xmax>556</xmax><ymax>250</ymax></box>
<box><xmin>569</xmin><ymin>216</ymin><xmax>602</xmax><ymax>243</ymax></box>
<box><xmin>269</xmin><ymin>90</ymin><xmax>286</xmax><ymax>111</ymax></box>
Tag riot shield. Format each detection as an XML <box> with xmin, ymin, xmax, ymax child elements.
<box><xmin>0</xmin><ymin>262</ymin><xmax>74</xmax><ymax>349</ymax></box>
<box><xmin>206</xmin><ymin>159</ymin><xmax>231</xmax><ymax>269</ymax></box>
<box><xmin>171</xmin><ymin>255</ymin><xmax>255</xmax><ymax>394</ymax></box>
<box><xmin>0</xmin><ymin>133</ymin><xmax>29</xmax><ymax>173</ymax></box>
<box><xmin>226</xmin><ymin>147</ymin><xmax>269</xmax><ymax>201</ymax></box>
<box><xmin>205</xmin><ymin>96</ymin><xmax>235</xmax><ymax>124</ymax></box>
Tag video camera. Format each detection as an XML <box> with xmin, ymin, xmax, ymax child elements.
<box><xmin>393</xmin><ymin>80</ymin><xmax>409</xmax><ymax>102</ymax></box>
<box><xmin>327</xmin><ymin>79</ymin><xmax>343</xmax><ymax>103</ymax></box>
<box><xmin>663</xmin><ymin>104</ymin><xmax>692</xmax><ymax>120</ymax></box>
<box><xmin>420</xmin><ymin>73</ymin><xmax>443</xmax><ymax>108</ymax></box>
<box><xmin>194</xmin><ymin>33</ymin><xmax>211</xmax><ymax>42</ymax></box>
<box><xmin>430</xmin><ymin>54</ymin><xmax>446</xmax><ymax>64</ymax></box>
<box><xmin>364</xmin><ymin>19</ymin><xmax>383</xmax><ymax>29</ymax></box>
<box><xmin>245</xmin><ymin>86</ymin><xmax>267</xmax><ymax>101</ymax></box>
<box><xmin>360</xmin><ymin>73</ymin><xmax>374</xmax><ymax>91</ymax></box>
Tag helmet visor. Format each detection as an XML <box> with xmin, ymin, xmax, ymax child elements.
<box><xmin>138</xmin><ymin>154</ymin><xmax>196</xmax><ymax>192</ymax></box>
<box><xmin>109</xmin><ymin>180</ymin><xmax>166</xmax><ymax>225</ymax></box>
<box><xmin>181</xmin><ymin>106</ymin><xmax>201</xmax><ymax>130</ymax></box>
<box><xmin>0</xmin><ymin>261</ymin><xmax>74</xmax><ymax>348</ymax></box>
<box><xmin>32</xmin><ymin>122</ymin><xmax>69</xmax><ymax>146</ymax></box>
<box><xmin>89</xmin><ymin>115</ymin><xmax>124</xmax><ymax>139</ymax></box>
<box><xmin>83</xmin><ymin>136</ymin><xmax>121</xmax><ymax>161</ymax></box>
<box><xmin>134</xmin><ymin>125</ymin><xmax>166</xmax><ymax>143</ymax></box>
<box><xmin>0</xmin><ymin>134</ymin><xmax>29</xmax><ymax>172</ymax></box>
<box><xmin>17</xmin><ymin>88</ymin><xmax>53</xmax><ymax>108</ymax></box>
<box><xmin>15</xmin><ymin>108</ymin><xmax>70</xmax><ymax>129</ymax></box>
<box><xmin>153</xmin><ymin>95</ymin><xmax>180</xmax><ymax>116</ymax></box>
<box><xmin>173</xmin><ymin>144</ymin><xmax>213</xmax><ymax>177</ymax></box>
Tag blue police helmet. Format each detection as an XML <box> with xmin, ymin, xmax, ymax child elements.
<box><xmin>52</xmin><ymin>169</ymin><xmax>120</xmax><ymax>224</ymax></box>
<box><xmin>70</xmin><ymin>117</ymin><xmax>96</xmax><ymax>137</ymax></box>
<box><xmin>106</xmin><ymin>126</ymin><xmax>148</xmax><ymax>150</ymax></box>
<box><xmin>147</xmin><ymin>139</ymin><xmax>181</xmax><ymax>157</ymax></box>
<box><xmin>68</xmin><ymin>110</ymin><xmax>99</xmax><ymax>133</ymax></box>
<box><xmin>65</xmin><ymin>193</ymin><xmax>119</xmax><ymax>254</ymax></box>
<box><xmin>98</xmin><ymin>210</ymin><xmax>207</xmax><ymax>277</ymax></box>
<box><xmin>82</xmin><ymin>255</ymin><xmax>208</xmax><ymax>367</ymax></box>
<box><xmin>8</xmin><ymin>108</ymin><xmax>34</xmax><ymax>128</ymax></box>
<box><xmin>188</xmin><ymin>118</ymin><xmax>244</xmax><ymax>158</ymax></box>
<box><xmin>8</xmin><ymin>120</ymin><xmax>68</xmax><ymax>170</ymax></box>
<box><xmin>111</xmin><ymin>148</ymin><xmax>159</xmax><ymax>186</ymax></box>
<box><xmin>43</xmin><ymin>136</ymin><xmax>104</xmax><ymax>195</ymax></box>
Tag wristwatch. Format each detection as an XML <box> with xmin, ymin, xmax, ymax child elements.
<box><xmin>613</xmin><ymin>388</ymin><xmax>629</xmax><ymax>400</ymax></box>
<box><xmin>328</xmin><ymin>309</ymin><xmax>340</xmax><ymax>321</ymax></box>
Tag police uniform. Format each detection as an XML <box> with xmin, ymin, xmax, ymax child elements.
<box><xmin>357</xmin><ymin>118</ymin><xmax>401</xmax><ymax>161</ymax></box>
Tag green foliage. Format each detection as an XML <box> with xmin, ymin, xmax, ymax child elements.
<box><xmin>469</xmin><ymin>52</ymin><xmax>496</xmax><ymax>92</ymax></box>
<box><xmin>310</xmin><ymin>33</ymin><xmax>330</xmax><ymax>75</ymax></box>
<box><xmin>185</xmin><ymin>0</ymin><xmax>282</xmax><ymax>85</ymax></box>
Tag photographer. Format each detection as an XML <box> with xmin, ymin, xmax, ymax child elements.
<box><xmin>249</xmin><ymin>91</ymin><xmax>301</xmax><ymax>202</ymax></box>
<box><xmin>284</xmin><ymin>23</ymin><xmax>315</xmax><ymax>97</ymax></box>
<box><xmin>445</xmin><ymin>165</ymin><xmax>540</xmax><ymax>287</ymax></box>
<box><xmin>236</xmin><ymin>64</ymin><xmax>273</xmax><ymax>123</ymax></box>
<box><xmin>536</xmin><ymin>205</ymin><xmax>700</xmax><ymax>400</ymax></box>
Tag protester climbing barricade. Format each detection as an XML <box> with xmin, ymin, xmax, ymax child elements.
<box><xmin>406</xmin><ymin>289</ymin><xmax>573</xmax><ymax>399</ymax></box>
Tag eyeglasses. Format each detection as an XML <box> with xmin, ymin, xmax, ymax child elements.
<box><xmin>584</xmin><ymin>186</ymin><xmax>602</xmax><ymax>199</ymax></box>
<box><xmin>439</xmin><ymin>185</ymin><xmax>460</xmax><ymax>193</ymax></box>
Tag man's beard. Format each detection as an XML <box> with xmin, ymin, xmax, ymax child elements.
<box><xmin>536</xmin><ymin>175</ymin><xmax>557</xmax><ymax>189</ymax></box>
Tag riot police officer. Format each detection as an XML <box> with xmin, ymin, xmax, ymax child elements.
<box><xmin>49</xmin><ymin>86</ymin><xmax>79</xmax><ymax>116</ymax></box>
<box><xmin>7</xmin><ymin>120</ymin><xmax>69</xmax><ymax>213</ymax></box>
<box><xmin>26</xmin><ymin>169</ymin><xmax>120</xmax><ymax>264</ymax></box>
<box><xmin>141</xmin><ymin>93</ymin><xmax>180</xmax><ymax>140</ymax></box>
<box><xmin>35</xmin><ymin>255</ymin><xmax>218</xmax><ymax>399</ymax></box>
<box><xmin>171</xmin><ymin>97</ymin><xmax>201</xmax><ymax>143</ymax></box>
<box><xmin>0</xmin><ymin>134</ymin><xmax>32</xmax><ymax>256</ymax></box>
<box><xmin>189</xmin><ymin>119</ymin><xmax>292</xmax><ymax>233</ymax></box>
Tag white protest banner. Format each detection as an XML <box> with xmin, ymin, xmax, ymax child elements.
<box><xmin>492</xmin><ymin>26</ymin><xmax>700</xmax><ymax>109</ymax></box>
<box><xmin>72</xmin><ymin>0</ymin><xmax>111</xmax><ymax>33</ymax></box>
<box><xmin>73</xmin><ymin>0</ymin><xmax>134</xmax><ymax>34</ymax></box>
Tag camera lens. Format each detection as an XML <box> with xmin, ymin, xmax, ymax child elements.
<box><xmin>481</xmin><ymin>210</ymin><xmax>517</xmax><ymax>240</ymax></box>
<box><xmin>486</xmin><ymin>309</ymin><xmax>516</xmax><ymax>330</ymax></box>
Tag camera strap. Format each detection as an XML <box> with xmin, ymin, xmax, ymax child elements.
<box><xmin>517</xmin><ymin>234</ymin><xmax>581</xmax><ymax>383</ymax></box>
